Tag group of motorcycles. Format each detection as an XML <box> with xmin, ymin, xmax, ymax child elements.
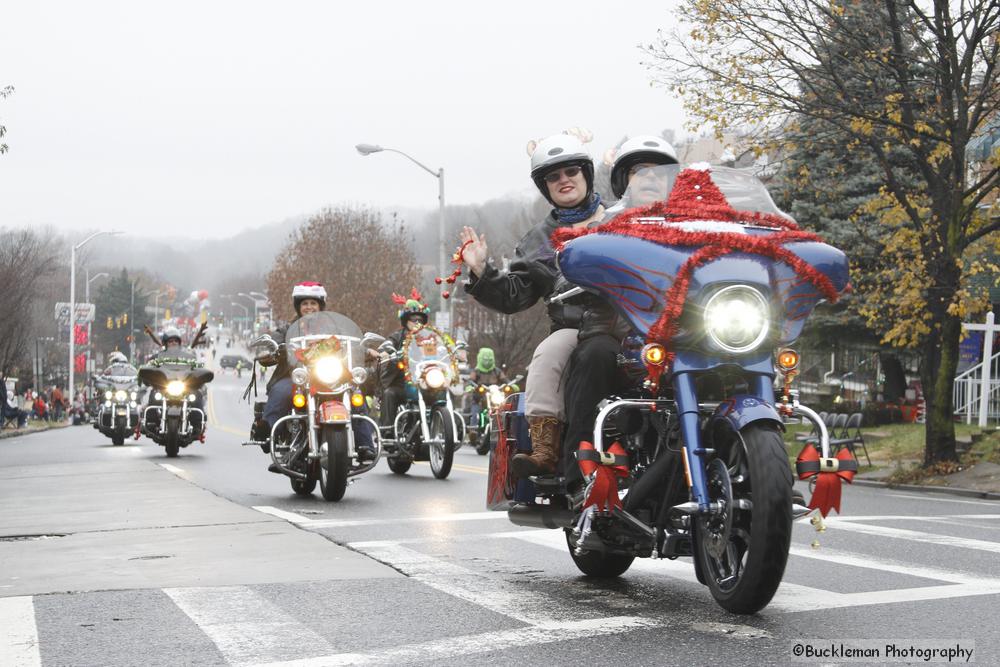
<box><xmin>246</xmin><ymin>314</ymin><xmax>486</xmax><ymax>501</ymax></box>
<box><xmin>89</xmin><ymin>163</ymin><xmax>850</xmax><ymax>617</ymax></box>
<box><xmin>91</xmin><ymin>327</ymin><xmax>215</xmax><ymax>457</ymax></box>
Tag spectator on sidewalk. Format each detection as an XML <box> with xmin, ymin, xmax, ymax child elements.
<box><xmin>51</xmin><ymin>385</ymin><xmax>66</xmax><ymax>421</ymax></box>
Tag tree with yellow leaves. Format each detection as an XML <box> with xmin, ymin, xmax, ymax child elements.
<box><xmin>648</xmin><ymin>0</ymin><xmax>1000</xmax><ymax>464</ymax></box>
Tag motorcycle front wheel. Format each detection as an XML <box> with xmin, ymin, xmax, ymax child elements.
<box><xmin>318</xmin><ymin>425</ymin><xmax>349</xmax><ymax>501</ymax></box>
<box><xmin>428</xmin><ymin>407</ymin><xmax>454</xmax><ymax>479</ymax></box>
<box><xmin>164</xmin><ymin>418</ymin><xmax>180</xmax><ymax>458</ymax></box>
<box><xmin>693</xmin><ymin>423</ymin><xmax>792</xmax><ymax>614</ymax></box>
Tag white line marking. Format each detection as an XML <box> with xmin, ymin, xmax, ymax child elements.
<box><xmin>787</xmin><ymin>546</ymin><xmax>987</xmax><ymax>585</ymax></box>
<box><xmin>825</xmin><ymin>517</ymin><xmax>1000</xmax><ymax>553</ymax></box>
<box><xmin>304</xmin><ymin>511</ymin><xmax>509</xmax><ymax>529</ymax></box>
<box><xmin>249</xmin><ymin>616</ymin><xmax>660</xmax><ymax>667</ymax></box>
<box><xmin>350</xmin><ymin>541</ymin><xmax>572</xmax><ymax>624</ymax></box>
<box><xmin>158</xmin><ymin>463</ymin><xmax>188</xmax><ymax>478</ymax></box>
<box><xmin>0</xmin><ymin>596</ymin><xmax>40</xmax><ymax>667</ymax></box>
<box><xmin>885</xmin><ymin>492</ymin><xmax>999</xmax><ymax>506</ymax></box>
<box><xmin>501</xmin><ymin>527</ymin><xmax>1000</xmax><ymax>613</ymax></box>
<box><xmin>829</xmin><ymin>514</ymin><xmax>1000</xmax><ymax>522</ymax></box>
<box><xmin>251</xmin><ymin>506</ymin><xmax>313</xmax><ymax>523</ymax></box>
<box><xmin>164</xmin><ymin>586</ymin><xmax>334</xmax><ymax>667</ymax></box>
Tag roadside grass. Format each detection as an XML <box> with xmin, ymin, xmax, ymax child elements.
<box><xmin>781</xmin><ymin>421</ymin><xmax>1000</xmax><ymax>484</ymax></box>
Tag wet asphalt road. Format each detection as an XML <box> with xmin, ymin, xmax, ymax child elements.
<box><xmin>1</xmin><ymin>357</ymin><xmax>998</xmax><ymax>666</ymax></box>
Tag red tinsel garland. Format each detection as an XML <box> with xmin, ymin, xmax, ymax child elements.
<box><xmin>551</xmin><ymin>167</ymin><xmax>845</xmax><ymax>386</ymax></box>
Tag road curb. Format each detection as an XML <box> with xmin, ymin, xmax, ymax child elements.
<box><xmin>0</xmin><ymin>422</ymin><xmax>72</xmax><ymax>440</ymax></box>
<box><xmin>852</xmin><ymin>477</ymin><xmax>1000</xmax><ymax>501</ymax></box>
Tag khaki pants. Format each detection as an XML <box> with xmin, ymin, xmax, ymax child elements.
<box><xmin>525</xmin><ymin>328</ymin><xmax>578</xmax><ymax>420</ymax></box>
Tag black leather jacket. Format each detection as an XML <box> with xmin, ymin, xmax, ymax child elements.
<box><xmin>464</xmin><ymin>212</ymin><xmax>628</xmax><ymax>341</ymax></box>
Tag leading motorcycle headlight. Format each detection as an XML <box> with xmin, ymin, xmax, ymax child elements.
<box><xmin>105</xmin><ymin>390</ymin><xmax>113</xmax><ymax>400</ymax></box>
<box><xmin>313</xmin><ymin>356</ymin><xmax>344</xmax><ymax>385</ymax></box>
<box><xmin>114</xmin><ymin>390</ymin><xmax>127</xmax><ymax>402</ymax></box>
<box><xmin>166</xmin><ymin>380</ymin><xmax>186</xmax><ymax>397</ymax></box>
<box><xmin>703</xmin><ymin>285</ymin><xmax>770</xmax><ymax>354</ymax></box>
<box><xmin>424</xmin><ymin>366</ymin><xmax>447</xmax><ymax>389</ymax></box>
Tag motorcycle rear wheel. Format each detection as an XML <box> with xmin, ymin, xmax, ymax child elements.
<box><xmin>387</xmin><ymin>457</ymin><xmax>412</xmax><ymax>474</ymax></box>
<box><xmin>565</xmin><ymin>529</ymin><xmax>635</xmax><ymax>578</ymax></box>
<box><xmin>290</xmin><ymin>473</ymin><xmax>317</xmax><ymax>496</ymax></box>
<box><xmin>319</xmin><ymin>425</ymin><xmax>349</xmax><ymax>502</ymax></box>
<box><xmin>693</xmin><ymin>423</ymin><xmax>792</xmax><ymax>614</ymax></box>
<box><xmin>428</xmin><ymin>407</ymin><xmax>454</xmax><ymax>479</ymax></box>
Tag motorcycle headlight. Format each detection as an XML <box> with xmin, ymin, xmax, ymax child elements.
<box><xmin>130</xmin><ymin>391</ymin><xmax>138</xmax><ymax>401</ymax></box>
<box><xmin>489</xmin><ymin>388</ymin><xmax>505</xmax><ymax>406</ymax></box>
<box><xmin>166</xmin><ymin>380</ymin><xmax>186</xmax><ymax>397</ymax></box>
<box><xmin>291</xmin><ymin>367</ymin><xmax>309</xmax><ymax>386</ymax></box>
<box><xmin>114</xmin><ymin>390</ymin><xmax>127</xmax><ymax>402</ymax></box>
<box><xmin>424</xmin><ymin>366</ymin><xmax>447</xmax><ymax>389</ymax></box>
<box><xmin>703</xmin><ymin>285</ymin><xmax>770</xmax><ymax>354</ymax></box>
<box><xmin>313</xmin><ymin>356</ymin><xmax>344</xmax><ymax>385</ymax></box>
<box><xmin>104</xmin><ymin>390</ymin><xmax>113</xmax><ymax>400</ymax></box>
<box><xmin>351</xmin><ymin>366</ymin><xmax>368</xmax><ymax>385</ymax></box>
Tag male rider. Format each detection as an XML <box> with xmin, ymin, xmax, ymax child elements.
<box><xmin>466</xmin><ymin>347</ymin><xmax>509</xmax><ymax>427</ymax></box>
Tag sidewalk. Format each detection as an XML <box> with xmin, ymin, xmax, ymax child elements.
<box><xmin>0</xmin><ymin>458</ymin><xmax>398</xmax><ymax>597</ymax></box>
<box><xmin>0</xmin><ymin>420</ymin><xmax>70</xmax><ymax>440</ymax></box>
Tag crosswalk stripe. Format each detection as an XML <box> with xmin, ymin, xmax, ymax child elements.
<box><xmin>164</xmin><ymin>586</ymin><xmax>335</xmax><ymax>667</ymax></box>
<box><xmin>0</xmin><ymin>595</ymin><xmax>41</xmax><ymax>667</ymax></box>
<box><xmin>825</xmin><ymin>517</ymin><xmax>1000</xmax><ymax>553</ymax></box>
<box><xmin>249</xmin><ymin>616</ymin><xmax>661</xmax><ymax>667</ymax></box>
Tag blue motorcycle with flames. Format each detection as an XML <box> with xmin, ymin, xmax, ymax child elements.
<box><xmin>487</xmin><ymin>164</ymin><xmax>850</xmax><ymax>614</ymax></box>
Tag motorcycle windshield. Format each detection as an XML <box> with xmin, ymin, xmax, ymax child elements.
<box><xmin>405</xmin><ymin>328</ymin><xmax>451</xmax><ymax>366</ymax></box>
<box><xmin>285</xmin><ymin>311</ymin><xmax>363</xmax><ymax>368</ymax></box>
<box><xmin>560</xmin><ymin>164</ymin><xmax>850</xmax><ymax>344</ymax></box>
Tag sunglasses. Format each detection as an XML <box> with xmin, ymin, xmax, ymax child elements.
<box><xmin>543</xmin><ymin>165</ymin><xmax>583</xmax><ymax>184</ymax></box>
<box><xmin>627</xmin><ymin>163</ymin><xmax>663</xmax><ymax>179</ymax></box>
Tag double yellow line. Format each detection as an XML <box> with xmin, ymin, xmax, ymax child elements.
<box><xmin>206</xmin><ymin>387</ymin><xmax>246</xmax><ymax>437</ymax></box>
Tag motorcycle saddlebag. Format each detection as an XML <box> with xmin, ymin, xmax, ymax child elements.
<box><xmin>486</xmin><ymin>392</ymin><xmax>536</xmax><ymax>510</ymax></box>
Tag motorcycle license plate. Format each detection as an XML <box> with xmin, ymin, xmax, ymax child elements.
<box><xmin>319</xmin><ymin>400</ymin><xmax>349</xmax><ymax>424</ymax></box>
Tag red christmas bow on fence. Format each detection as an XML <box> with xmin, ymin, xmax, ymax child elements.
<box><xmin>577</xmin><ymin>441</ymin><xmax>629</xmax><ymax>512</ymax></box>
<box><xmin>795</xmin><ymin>444</ymin><xmax>858</xmax><ymax>517</ymax></box>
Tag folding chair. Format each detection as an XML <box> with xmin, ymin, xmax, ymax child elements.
<box><xmin>830</xmin><ymin>412</ymin><xmax>871</xmax><ymax>466</ymax></box>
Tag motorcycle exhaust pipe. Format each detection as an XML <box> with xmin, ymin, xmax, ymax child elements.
<box><xmin>507</xmin><ymin>504</ymin><xmax>575</xmax><ymax>530</ymax></box>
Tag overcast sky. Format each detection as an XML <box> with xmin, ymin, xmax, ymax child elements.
<box><xmin>0</xmin><ymin>0</ymin><xmax>686</xmax><ymax>239</ymax></box>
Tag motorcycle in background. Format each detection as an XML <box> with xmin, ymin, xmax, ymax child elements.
<box><xmin>469</xmin><ymin>375</ymin><xmax>522</xmax><ymax>455</ymax></box>
<box><xmin>93</xmin><ymin>365</ymin><xmax>141</xmax><ymax>446</ymax></box>
<box><xmin>488</xmin><ymin>164</ymin><xmax>850</xmax><ymax>614</ymax></box>
<box><xmin>249</xmin><ymin>311</ymin><xmax>382</xmax><ymax>501</ymax></box>
<box><xmin>379</xmin><ymin>326</ymin><xmax>463</xmax><ymax>479</ymax></box>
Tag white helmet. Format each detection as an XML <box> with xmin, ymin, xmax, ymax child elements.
<box><xmin>529</xmin><ymin>134</ymin><xmax>595</xmax><ymax>205</ymax></box>
<box><xmin>162</xmin><ymin>327</ymin><xmax>183</xmax><ymax>346</ymax></box>
<box><xmin>292</xmin><ymin>282</ymin><xmax>327</xmax><ymax>314</ymax></box>
<box><xmin>610</xmin><ymin>134</ymin><xmax>679</xmax><ymax>199</ymax></box>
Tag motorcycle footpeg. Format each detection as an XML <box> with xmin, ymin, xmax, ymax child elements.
<box><xmin>242</xmin><ymin>440</ymin><xmax>268</xmax><ymax>447</ymax></box>
<box><xmin>529</xmin><ymin>475</ymin><xmax>566</xmax><ymax>493</ymax></box>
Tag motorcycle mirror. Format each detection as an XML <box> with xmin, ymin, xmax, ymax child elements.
<box><xmin>454</xmin><ymin>340</ymin><xmax>468</xmax><ymax>351</ymax></box>
<box><xmin>362</xmin><ymin>332</ymin><xmax>386</xmax><ymax>350</ymax></box>
<box><xmin>378</xmin><ymin>340</ymin><xmax>396</xmax><ymax>354</ymax></box>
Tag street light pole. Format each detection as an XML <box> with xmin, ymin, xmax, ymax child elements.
<box><xmin>356</xmin><ymin>143</ymin><xmax>450</xmax><ymax>327</ymax></box>
<box><xmin>84</xmin><ymin>270</ymin><xmax>108</xmax><ymax>399</ymax></box>
<box><xmin>238</xmin><ymin>293</ymin><xmax>258</xmax><ymax>328</ymax></box>
<box><xmin>69</xmin><ymin>230</ymin><xmax>122</xmax><ymax>409</ymax></box>
<box><xmin>231</xmin><ymin>302</ymin><xmax>249</xmax><ymax>331</ymax></box>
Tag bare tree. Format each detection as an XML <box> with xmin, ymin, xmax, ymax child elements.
<box><xmin>266</xmin><ymin>207</ymin><xmax>422</xmax><ymax>334</ymax></box>
<box><xmin>0</xmin><ymin>229</ymin><xmax>60</xmax><ymax>380</ymax></box>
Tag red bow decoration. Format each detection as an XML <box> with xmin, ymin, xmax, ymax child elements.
<box><xmin>577</xmin><ymin>441</ymin><xmax>629</xmax><ymax>512</ymax></box>
<box><xmin>795</xmin><ymin>444</ymin><xmax>858</xmax><ymax>517</ymax></box>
